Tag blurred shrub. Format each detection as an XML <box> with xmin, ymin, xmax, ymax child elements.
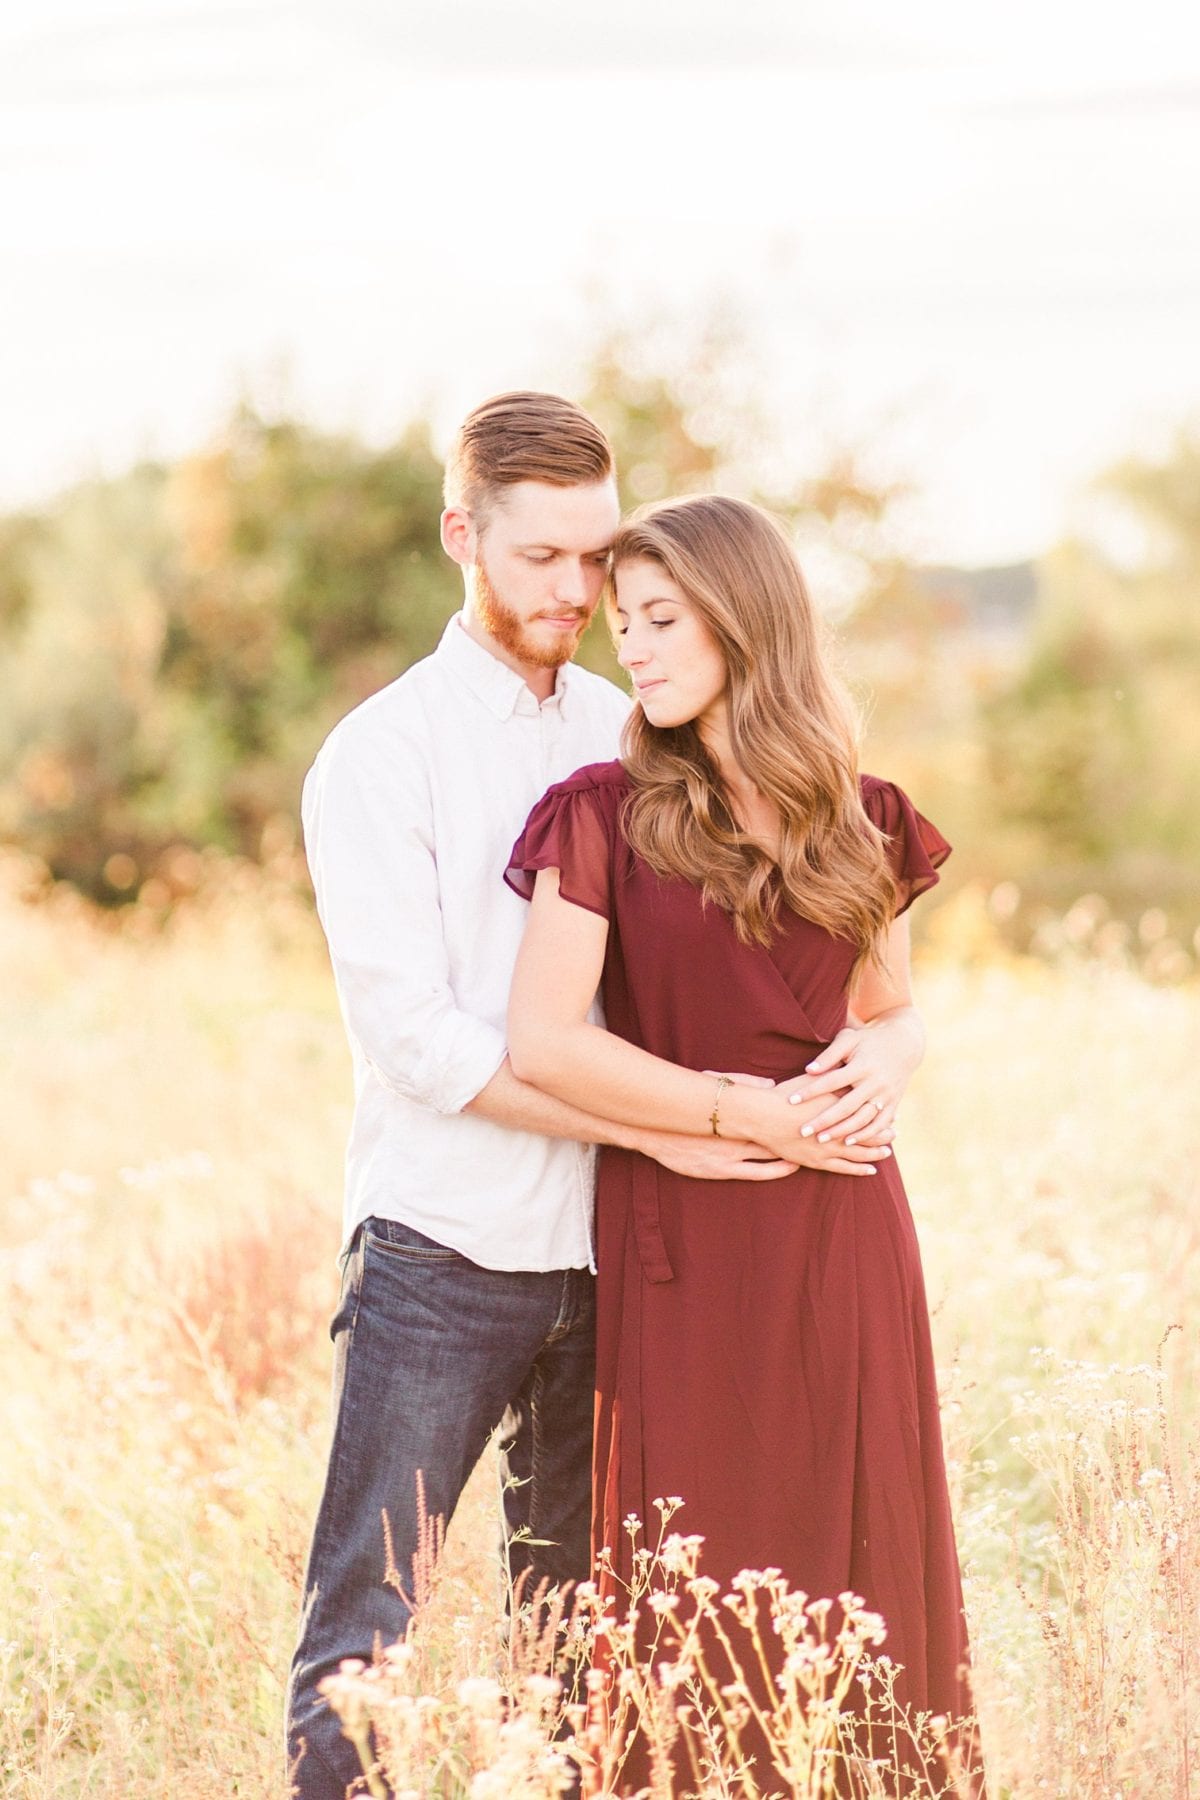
<box><xmin>0</xmin><ymin>410</ymin><xmax>456</xmax><ymax>899</ymax></box>
<box><xmin>151</xmin><ymin>1187</ymin><xmax>332</xmax><ymax>1411</ymax></box>
<box><xmin>980</xmin><ymin>440</ymin><xmax>1200</xmax><ymax>928</ymax></box>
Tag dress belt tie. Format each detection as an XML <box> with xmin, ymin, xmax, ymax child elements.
<box><xmin>613</xmin><ymin>1153</ymin><xmax>673</xmax><ymax>1572</ymax></box>
<box><xmin>630</xmin><ymin>1154</ymin><xmax>674</xmax><ymax>1284</ymax></box>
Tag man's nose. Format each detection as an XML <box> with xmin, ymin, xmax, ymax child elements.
<box><xmin>554</xmin><ymin>559</ymin><xmax>588</xmax><ymax>606</ymax></box>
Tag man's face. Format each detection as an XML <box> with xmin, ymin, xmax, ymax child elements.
<box><xmin>469</xmin><ymin>479</ymin><xmax>620</xmax><ymax>670</ymax></box>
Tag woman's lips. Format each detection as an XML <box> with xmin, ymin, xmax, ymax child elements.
<box><xmin>635</xmin><ymin>679</ymin><xmax>666</xmax><ymax>695</ymax></box>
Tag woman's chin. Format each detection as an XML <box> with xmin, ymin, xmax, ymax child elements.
<box><xmin>639</xmin><ymin>698</ymin><xmax>693</xmax><ymax>731</ymax></box>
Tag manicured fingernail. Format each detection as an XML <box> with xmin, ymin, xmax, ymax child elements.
<box><xmin>817</xmin><ymin>1132</ymin><xmax>830</xmax><ymax>1143</ymax></box>
<box><xmin>788</xmin><ymin>1093</ymin><xmax>802</xmax><ymax>1106</ymax></box>
<box><xmin>878</xmin><ymin>1147</ymin><xmax>891</xmax><ymax>1158</ymax></box>
<box><xmin>800</xmin><ymin>1125</ymin><xmax>814</xmax><ymax>1138</ymax></box>
<box><xmin>806</xmin><ymin>1061</ymin><xmax>820</xmax><ymax>1072</ymax></box>
<box><xmin>865</xmin><ymin>1165</ymin><xmax>877</xmax><ymax>1175</ymax></box>
<box><xmin>846</xmin><ymin>1136</ymin><xmax>857</xmax><ymax>1146</ymax></box>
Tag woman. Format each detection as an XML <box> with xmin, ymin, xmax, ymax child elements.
<box><xmin>504</xmin><ymin>495</ymin><xmax>979</xmax><ymax>1793</ymax></box>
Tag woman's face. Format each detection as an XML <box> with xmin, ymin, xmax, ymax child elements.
<box><xmin>614</xmin><ymin>557</ymin><xmax>728</xmax><ymax>733</ymax></box>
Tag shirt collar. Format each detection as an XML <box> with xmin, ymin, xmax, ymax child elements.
<box><xmin>437</xmin><ymin>613</ymin><xmax>572</xmax><ymax>720</ymax></box>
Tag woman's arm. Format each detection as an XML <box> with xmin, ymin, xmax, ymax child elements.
<box><xmin>467</xmin><ymin>1059</ymin><xmax>806</xmax><ymax>1183</ymax></box>
<box><xmin>507</xmin><ymin>869</ymin><xmax>886</xmax><ymax>1177</ymax></box>
<box><xmin>778</xmin><ymin>914</ymin><xmax>926</xmax><ymax>1143</ymax></box>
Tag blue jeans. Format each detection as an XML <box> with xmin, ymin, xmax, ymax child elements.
<box><xmin>286</xmin><ymin>1217</ymin><xmax>596</xmax><ymax>1799</ymax></box>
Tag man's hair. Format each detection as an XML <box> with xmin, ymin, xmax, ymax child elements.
<box><xmin>443</xmin><ymin>391</ymin><xmax>613</xmax><ymax>522</ymax></box>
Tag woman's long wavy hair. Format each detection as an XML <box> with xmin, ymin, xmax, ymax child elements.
<box><xmin>612</xmin><ymin>494</ymin><xmax>896</xmax><ymax>962</ymax></box>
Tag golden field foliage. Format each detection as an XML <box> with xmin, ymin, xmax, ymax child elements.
<box><xmin>1</xmin><ymin>853</ymin><xmax>1198</xmax><ymax>1798</ymax></box>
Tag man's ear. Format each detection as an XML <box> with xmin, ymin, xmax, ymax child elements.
<box><xmin>440</xmin><ymin>505</ymin><xmax>477</xmax><ymax>568</ymax></box>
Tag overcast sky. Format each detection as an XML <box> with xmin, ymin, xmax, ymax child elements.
<box><xmin>2</xmin><ymin>0</ymin><xmax>1198</xmax><ymax>562</ymax></box>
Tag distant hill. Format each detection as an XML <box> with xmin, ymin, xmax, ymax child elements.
<box><xmin>914</xmin><ymin>561</ymin><xmax>1039</xmax><ymax>649</ymax></box>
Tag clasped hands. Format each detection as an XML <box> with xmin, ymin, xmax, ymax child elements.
<box><xmin>687</xmin><ymin>1009</ymin><xmax>921</xmax><ymax>1182</ymax></box>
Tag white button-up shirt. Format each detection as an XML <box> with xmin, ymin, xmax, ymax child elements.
<box><xmin>302</xmin><ymin>614</ymin><xmax>630</xmax><ymax>1268</ymax></box>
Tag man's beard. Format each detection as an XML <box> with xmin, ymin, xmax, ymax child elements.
<box><xmin>473</xmin><ymin>556</ymin><xmax>590</xmax><ymax>670</ymax></box>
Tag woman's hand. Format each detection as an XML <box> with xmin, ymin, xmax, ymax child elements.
<box><xmin>721</xmin><ymin>1080</ymin><xmax>888</xmax><ymax>1177</ymax></box>
<box><xmin>776</xmin><ymin>1007</ymin><xmax>926</xmax><ymax>1146</ymax></box>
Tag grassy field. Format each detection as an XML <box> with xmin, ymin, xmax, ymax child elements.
<box><xmin>1</xmin><ymin>854</ymin><xmax>1197</xmax><ymax>1798</ymax></box>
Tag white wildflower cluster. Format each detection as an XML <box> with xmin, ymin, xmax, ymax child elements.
<box><xmin>28</xmin><ymin>1169</ymin><xmax>97</xmax><ymax>1204</ymax></box>
<box><xmin>657</xmin><ymin>1531</ymin><xmax>705</xmax><ymax>1577</ymax></box>
<box><xmin>118</xmin><ymin>1150</ymin><xmax>215</xmax><ymax>1189</ymax></box>
<box><xmin>322</xmin><ymin>1652</ymin><xmax>579</xmax><ymax>1799</ymax></box>
<box><xmin>322</xmin><ymin>1521</ymin><xmax>980</xmax><ymax>1800</ymax></box>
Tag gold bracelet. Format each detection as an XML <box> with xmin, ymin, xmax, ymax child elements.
<box><xmin>709</xmin><ymin>1074</ymin><xmax>732</xmax><ymax>1137</ymax></box>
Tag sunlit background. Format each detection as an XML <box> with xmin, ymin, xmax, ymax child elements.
<box><xmin>3</xmin><ymin>7</ymin><xmax>1200</xmax><ymax>1797</ymax></box>
<box><xmin>5</xmin><ymin>0</ymin><xmax>1200</xmax><ymax>561</ymax></box>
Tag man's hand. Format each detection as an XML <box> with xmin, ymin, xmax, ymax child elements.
<box><xmin>633</xmin><ymin>1070</ymin><xmax>797</xmax><ymax>1181</ymax></box>
<box><xmin>632</xmin><ymin>1127</ymin><xmax>799</xmax><ymax>1182</ymax></box>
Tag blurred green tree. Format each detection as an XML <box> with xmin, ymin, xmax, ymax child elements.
<box><xmin>980</xmin><ymin>434</ymin><xmax>1200</xmax><ymax>919</ymax></box>
<box><xmin>0</xmin><ymin>411</ymin><xmax>455</xmax><ymax>898</ymax></box>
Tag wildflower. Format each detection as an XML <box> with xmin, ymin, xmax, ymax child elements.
<box><xmin>659</xmin><ymin>1531</ymin><xmax>704</xmax><ymax>1575</ymax></box>
<box><xmin>456</xmin><ymin>1676</ymin><xmax>502</xmax><ymax>1711</ymax></box>
<box><xmin>783</xmin><ymin>1644</ymin><xmax>836</xmax><ymax>1677</ymax></box>
<box><xmin>729</xmin><ymin>1567</ymin><xmax>776</xmax><ymax>1595</ymax></box>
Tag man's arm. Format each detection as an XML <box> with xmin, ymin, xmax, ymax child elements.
<box><xmin>305</xmin><ymin>720</ymin><xmax>785</xmax><ymax>1180</ymax></box>
<box><xmin>467</xmin><ymin>1056</ymin><xmax>798</xmax><ymax>1182</ymax></box>
<box><xmin>303</xmin><ymin>720</ymin><xmax>512</xmax><ymax>1111</ymax></box>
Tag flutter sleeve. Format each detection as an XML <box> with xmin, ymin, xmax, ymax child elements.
<box><xmin>862</xmin><ymin>776</ymin><xmax>952</xmax><ymax>917</ymax></box>
<box><xmin>505</xmin><ymin>772</ymin><xmax>617</xmax><ymax>921</ymax></box>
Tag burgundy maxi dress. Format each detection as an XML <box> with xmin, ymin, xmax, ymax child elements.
<box><xmin>507</xmin><ymin>762</ymin><xmax>978</xmax><ymax>1790</ymax></box>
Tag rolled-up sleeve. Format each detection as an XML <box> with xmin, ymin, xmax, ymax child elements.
<box><xmin>302</xmin><ymin>720</ymin><xmax>507</xmax><ymax>1115</ymax></box>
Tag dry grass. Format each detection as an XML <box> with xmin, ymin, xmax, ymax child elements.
<box><xmin>1</xmin><ymin>854</ymin><xmax>1198</xmax><ymax>1797</ymax></box>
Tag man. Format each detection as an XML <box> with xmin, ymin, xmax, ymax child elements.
<box><xmin>286</xmin><ymin>392</ymin><xmax>785</xmax><ymax>1798</ymax></box>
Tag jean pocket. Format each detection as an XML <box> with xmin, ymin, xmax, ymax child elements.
<box><xmin>329</xmin><ymin>1226</ymin><xmax>365</xmax><ymax>1341</ymax></box>
<box><xmin>363</xmin><ymin>1217</ymin><xmax>463</xmax><ymax>1262</ymax></box>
